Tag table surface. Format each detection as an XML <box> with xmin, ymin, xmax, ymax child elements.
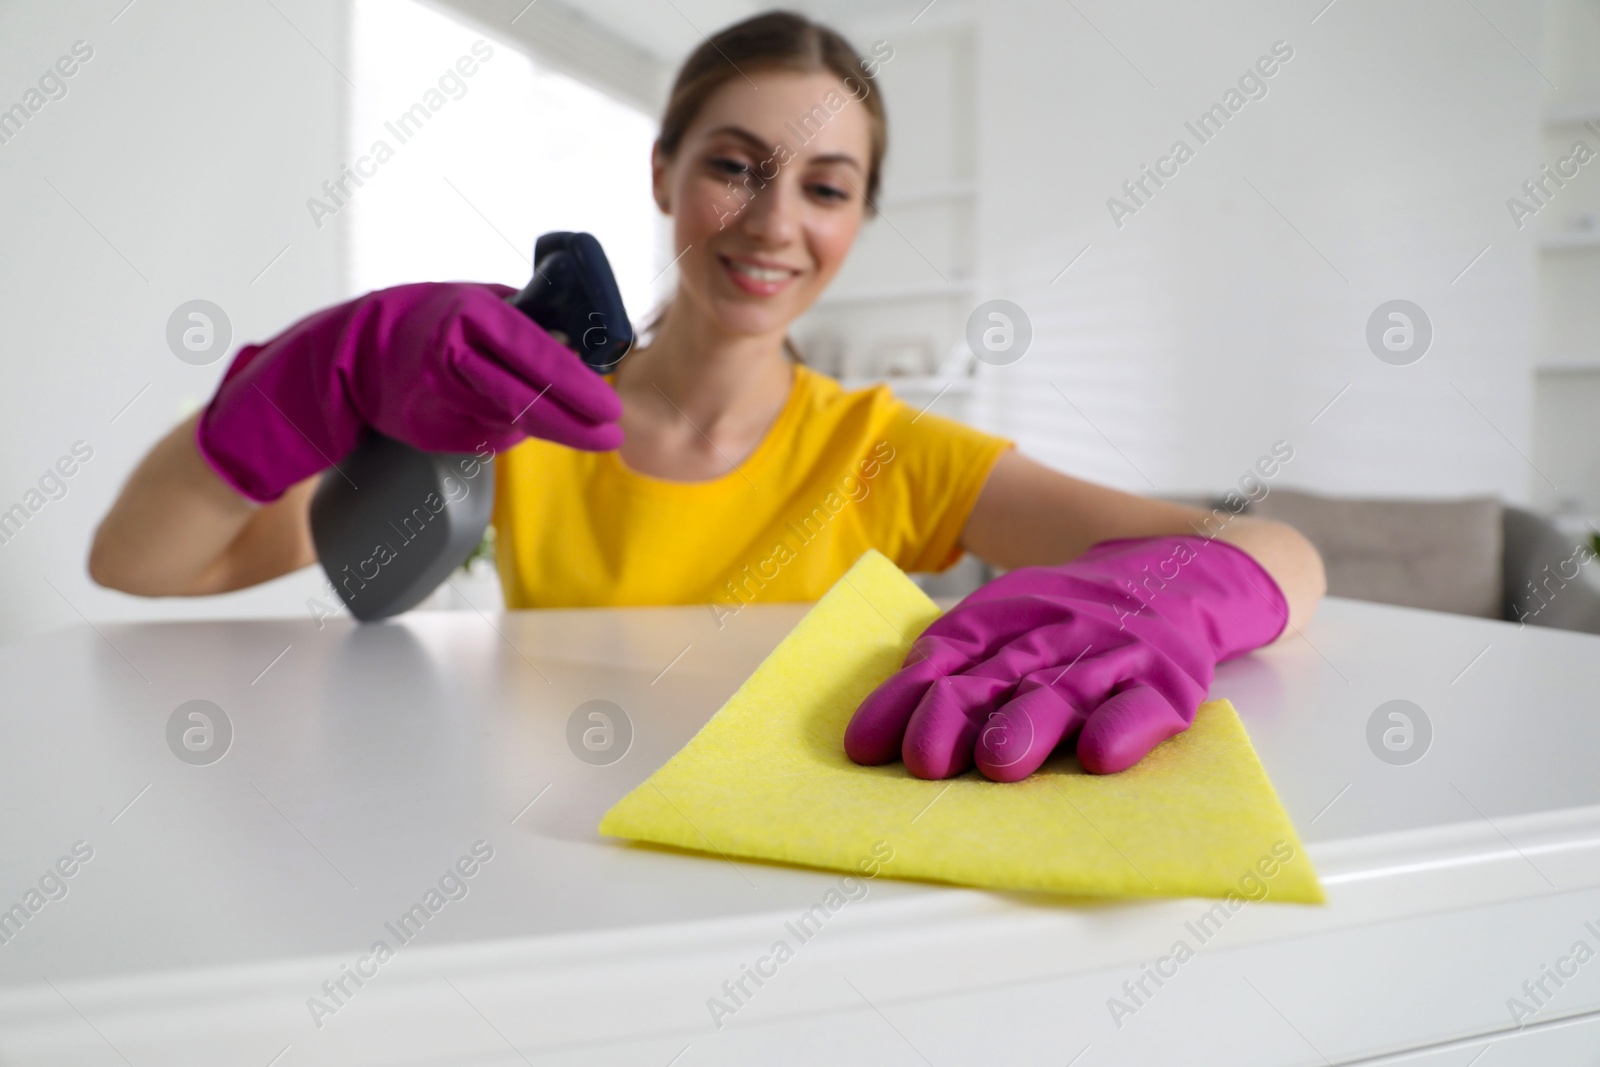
<box><xmin>2</xmin><ymin>594</ymin><xmax>1599</xmax><ymax>1066</ymax></box>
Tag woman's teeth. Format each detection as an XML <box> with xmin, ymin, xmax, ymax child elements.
<box><xmin>728</xmin><ymin>260</ymin><xmax>792</xmax><ymax>281</ymax></box>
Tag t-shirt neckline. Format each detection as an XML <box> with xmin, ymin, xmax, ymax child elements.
<box><xmin>600</xmin><ymin>361</ymin><xmax>809</xmax><ymax>491</ymax></box>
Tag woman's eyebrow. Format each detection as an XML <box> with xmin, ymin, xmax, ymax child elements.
<box><xmin>706</xmin><ymin>124</ymin><xmax>863</xmax><ymax>170</ymax></box>
<box><xmin>810</xmin><ymin>151</ymin><xmax>863</xmax><ymax>171</ymax></box>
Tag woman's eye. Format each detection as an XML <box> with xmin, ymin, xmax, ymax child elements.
<box><xmin>811</xmin><ymin>184</ymin><xmax>849</xmax><ymax>202</ymax></box>
<box><xmin>711</xmin><ymin>157</ymin><xmax>749</xmax><ymax>177</ymax></box>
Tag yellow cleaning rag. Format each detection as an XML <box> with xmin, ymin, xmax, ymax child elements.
<box><xmin>600</xmin><ymin>548</ymin><xmax>1323</xmax><ymax>903</ymax></box>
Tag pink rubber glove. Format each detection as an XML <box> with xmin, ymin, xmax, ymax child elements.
<box><xmin>844</xmin><ymin>536</ymin><xmax>1288</xmax><ymax>779</ymax></box>
<box><xmin>196</xmin><ymin>282</ymin><xmax>623</xmax><ymax>503</ymax></box>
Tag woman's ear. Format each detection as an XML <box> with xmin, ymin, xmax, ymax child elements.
<box><xmin>650</xmin><ymin>141</ymin><xmax>671</xmax><ymax>214</ymax></box>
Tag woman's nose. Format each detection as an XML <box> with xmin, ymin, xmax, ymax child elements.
<box><xmin>738</xmin><ymin>176</ymin><xmax>802</xmax><ymax>245</ymax></box>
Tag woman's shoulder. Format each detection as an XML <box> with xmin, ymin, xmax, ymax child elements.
<box><xmin>793</xmin><ymin>362</ymin><xmax>900</xmax><ymax>418</ymax></box>
<box><xmin>795</xmin><ymin>364</ymin><xmax>1001</xmax><ymax>441</ymax></box>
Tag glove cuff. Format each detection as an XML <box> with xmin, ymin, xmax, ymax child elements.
<box><xmin>194</xmin><ymin>403</ymin><xmax>278</xmax><ymax>505</ymax></box>
<box><xmin>1076</xmin><ymin>534</ymin><xmax>1289</xmax><ymax>661</ymax></box>
<box><xmin>1190</xmin><ymin>536</ymin><xmax>1290</xmax><ymax>658</ymax></box>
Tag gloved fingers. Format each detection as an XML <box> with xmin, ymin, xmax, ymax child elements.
<box><xmin>918</xmin><ymin>594</ymin><xmax>1082</xmax><ymax>654</ymax></box>
<box><xmin>898</xmin><ymin>630</ymin><xmax>984</xmax><ymax>678</ymax></box>
<box><xmin>452</xmin><ymin>353</ymin><xmax>624</xmax><ymax>452</ymax></box>
<box><xmin>900</xmin><ymin>673</ymin><xmax>1015</xmax><ymax>779</ymax></box>
<box><xmin>1075</xmin><ymin>685</ymin><xmax>1191</xmax><ymax>775</ymax></box>
<box><xmin>923</xmin><ymin>600</ymin><xmax>1173</xmax><ymax>701</ymax></box>
<box><xmin>452</xmin><ymin>292</ymin><xmax>625</xmax><ymax>427</ymax></box>
<box><xmin>974</xmin><ymin>671</ymin><xmax>1091</xmax><ymax>782</ymax></box>
<box><xmin>844</xmin><ymin>655</ymin><xmax>945</xmax><ymax>765</ymax></box>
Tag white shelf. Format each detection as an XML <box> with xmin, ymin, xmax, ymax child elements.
<box><xmin>815</xmin><ymin>278</ymin><xmax>976</xmax><ymax>306</ymax></box>
<box><xmin>1540</xmin><ymin>231</ymin><xmax>1600</xmax><ymax>250</ymax></box>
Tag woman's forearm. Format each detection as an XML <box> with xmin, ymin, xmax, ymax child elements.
<box><xmin>1212</xmin><ymin>515</ymin><xmax>1326</xmax><ymax>637</ymax></box>
<box><xmin>960</xmin><ymin>452</ymin><xmax>1326</xmax><ymax>638</ymax></box>
<box><xmin>88</xmin><ymin>413</ymin><xmax>317</xmax><ymax>596</ymax></box>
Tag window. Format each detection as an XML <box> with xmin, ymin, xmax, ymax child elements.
<box><xmin>347</xmin><ymin>0</ymin><xmax>660</xmax><ymax>323</ymax></box>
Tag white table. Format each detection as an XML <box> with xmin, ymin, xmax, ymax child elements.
<box><xmin>2</xmin><ymin>595</ymin><xmax>1599</xmax><ymax>1065</ymax></box>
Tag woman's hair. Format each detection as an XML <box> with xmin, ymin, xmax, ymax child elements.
<box><xmin>658</xmin><ymin>10</ymin><xmax>888</xmax><ymax>209</ymax></box>
<box><xmin>643</xmin><ymin>10</ymin><xmax>889</xmax><ymax>364</ymax></box>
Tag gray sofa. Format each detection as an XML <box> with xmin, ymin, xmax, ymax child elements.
<box><xmin>1501</xmin><ymin>505</ymin><xmax>1600</xmax><ymax>633</ymax></box>
<box><xmin>1240</xmin><ymin>488</ymin><xmax>1600</xmax><ymax>635</ymax></box>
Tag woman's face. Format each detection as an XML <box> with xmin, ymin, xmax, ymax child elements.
<box><xmin>652</xmin><ymin>68</ymin><xmax>874</xmax><ymax>342</ymax></box>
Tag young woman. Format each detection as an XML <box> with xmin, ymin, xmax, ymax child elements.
<box><xmin>90</xmin><ymin>12</ymin><xmax>1324</xmax><ymax>783</ymax></box>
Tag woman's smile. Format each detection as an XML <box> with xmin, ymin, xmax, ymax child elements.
<box><xmin>718</xmin><ymin>253</ymin><xmax>802</xmax><ymax>297</ymax></box>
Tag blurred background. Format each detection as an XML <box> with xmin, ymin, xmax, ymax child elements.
<box><xmin>1</xmin><ymin>0</ymin><xmax>1597</xmax><ymax>644</ymax></box>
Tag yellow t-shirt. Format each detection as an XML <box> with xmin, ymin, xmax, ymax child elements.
<box><xmin>491</xmin><ymin>362</ymin><xmax>1014</xmax><ymax>618</ymax></box>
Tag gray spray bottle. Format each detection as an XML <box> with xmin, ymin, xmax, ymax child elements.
<box><xmin>309</xmin><ymin>232</ymin><xmax>633</xmax><ymax>621</ymax></box>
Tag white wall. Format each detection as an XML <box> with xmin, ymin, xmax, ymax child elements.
<box><xmin>345</xmin><ymin>0</ymin><xmax>662</xmax><ymax>327</ymax></box>
<box><xmin>0</xmin><ymin>0</ymin><xmax>349</xmax><ymax>646</ymax></box>
<box><xmin>963</xmin><ymin>0</ymin><xmax>1544</xmax><ymax>503</ymax></box>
